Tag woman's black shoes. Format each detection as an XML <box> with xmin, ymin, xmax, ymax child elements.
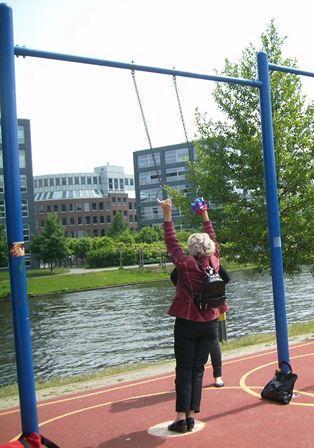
<box><xmin>168</xmin><ymin>419</ymin><xmax>187</xmax><ymax>433</ymax></box>
<box><xmin>168</xmin><ymin>417</ymin><xmax>195</xmax><ymax>433</ymax></box>
<box><xmin>186</xmin><ymin>417</ymin><xmax>195</xmax><ymax>431</ymax></box>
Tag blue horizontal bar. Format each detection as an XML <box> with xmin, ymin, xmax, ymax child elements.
<box><xmin>14</xmin><ymin>46</ymin><xmax>261</xmax><ymax>88</ymax></box>
<box><xmin>269</xmin><ymin>63</ymin><xmax>314</xmax><ymax>78</ymax></box>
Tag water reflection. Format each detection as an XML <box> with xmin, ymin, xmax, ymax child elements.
<box><xmin>0</xmin><ymin>269</ymin><xmax>313</xmax><ymax>386</ymax></box>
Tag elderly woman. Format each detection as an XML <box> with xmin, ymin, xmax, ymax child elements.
<box><xmin>158</xmin><ymin>198</ymin><xmax>228</xmax><ymax>433</ymax></box>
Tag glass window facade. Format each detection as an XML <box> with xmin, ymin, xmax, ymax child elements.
<box><xmin>137</xmin><ymin>153</ymin><xmax>160</xmax><ymax>168</ymax></box>
<box><xmin>20</xmin><ymin>175</ymin><xmax>27</xmax><ymax>193</ymax></box>
<box><xmin>0</xmin><ymin>200</ymin><xmax>5</xmax><ymax>218</ymax></box>
<box><xmin>165</xmin><ymin>166</ymin><xmax>187</xmax><ymax>182</ymax></box>
<box><xmin>141</xmin><ymin>205</ymin><xmax>163</xmax><ymax>221</ymax></box>
<box><xmin>19</xmin><ymin>150</ymin><xmax>26</xmax><ymax>168</ymax></box>
<box><xmin>140</xmin><ymin>187</ymin><xmax>159</xmax><ymax>203</ymax></box>
<box><xmin>23</xmin><ymin>224</ymin><xmax>30</xmax><ymax>242</ymax></box>
<box><xmin>18</xmin><ymin>125</ymin><xmax>25</xmax><ymax>144</ymax></box>
<box><xmin>138</xmin><ymin>171</ymin><xmax>159</xmax><ymax>186</ymax></box>
<box><xmin>170</xmin><ymin>183</ymin><xmax>190</xmax><ymax>195</ymax></box>
<box><xmin>22</xmin><ymin>199</ymin><xmax>28</xmax><ymax>217</ymax></box>
<box><xmin>165</xmin><ymin>147</ymin><xmax>189</xmax><ymax>164</ymax></box>
<box><xmin>0</xmin><ymin>149</ymin><xmax>25</xmax><ymax>168</ymax></box>
<box><xmin>0</xmin><ymin>127</ymin><xmax>25</xmax><ymax>143</ymax></box>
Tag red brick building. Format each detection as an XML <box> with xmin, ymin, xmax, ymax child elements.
<box><xmin>35</xmin><ymin>193</ymin><xmax>137</xmax><ymax>237</ymax></box>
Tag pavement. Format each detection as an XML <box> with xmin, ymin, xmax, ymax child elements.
<box><xmin>0</xmin><ymin>338</ymin><xmax>313</xmax><ymax>448</ymax></box>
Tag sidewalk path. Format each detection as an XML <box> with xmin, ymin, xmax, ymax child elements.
<box><xmin>0</xmin><ymin>339</ymin><xmax>313</xmax><ymax>447</ymax></box>
<box><xmin>66</xmin><ymin>263</ymin><xmax>172</xmax><ymax>275</ymax></box>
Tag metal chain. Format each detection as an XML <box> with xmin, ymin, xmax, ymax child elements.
<box><xmin>172</xmin><ymin>74</ymin><xmax>200</xmax><ymax>198</ymax></box>
<box><xmin>172</xmin><ymin>75</ymin><xmax>190</xmax><ymax>147</ymax></box>
<box><xmin>131</xmin><ymin>68</ymin><xmax>163</xmax><ymax>187</ymax></box>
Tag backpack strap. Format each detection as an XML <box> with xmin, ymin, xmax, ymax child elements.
<box><xmin>40</xmin><ymin>436</ymin><xmax>60</xmax><ymax>448</ymax></box>
<box><xmin>196</xmin><ymin>260</ymin><xmax>212</xmax><ymax>278</ymax></box>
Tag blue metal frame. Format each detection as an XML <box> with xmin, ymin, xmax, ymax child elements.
<box><xmin>14</xmin><ymin>46</ymin><xmax>262</xmax><ymax>88</ymax></box>
<box><xmin>0</xmin><ymin>2</ymin><xmax>312</xmax><ymax>434</ymax></box>
<box><xmin>0</xmin><ymin>4</ymin><xmax>38</xmax><ymax>433</ymax></box>
<box><xmin>269</xmin><ymin>63</ymin><xmax>314</xmax><ymax>78</ymax></box>
<box><xmin>257</xmin><ymin>52</ymin><xmax>291</xmax><ymax>372</ymax></box>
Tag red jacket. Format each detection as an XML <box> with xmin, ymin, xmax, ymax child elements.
<box><xmin>164</xmin><ymin>220</ymin><xmax>228</xmax><ymax>322</ymax></box>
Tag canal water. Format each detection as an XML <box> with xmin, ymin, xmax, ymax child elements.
<box><xmin>0</xmin><ymin>269</ymin><xmax>313</xmax><ymax>386</ymax></box>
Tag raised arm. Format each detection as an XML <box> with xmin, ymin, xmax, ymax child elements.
<box><xmin>201</xmin><ymin>209</ymin><xmax>219</xmax><ymax>257</ymax></box>
<box><xmin>157</xmin><ymin>198</ymin><xmax>187</xmax><ymax>267</ymax></box>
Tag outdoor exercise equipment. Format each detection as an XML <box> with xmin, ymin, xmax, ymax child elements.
<box><xmin>0</xmin><ymin>2</ymin><xmax>313</xmax><ymax>438</ymax></box>
<box><xmin>131</xmin><ymin>66</ymin><xmax>165</xmax><ymax>198</ymax></box>
<box><xmin>132</xmin><ymin>64</ymin><xmax>199</xmax><ymax>202</ymax></box>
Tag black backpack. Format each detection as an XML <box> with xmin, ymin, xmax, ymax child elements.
<box><xmin>170</xmin><ymin>263</ymin><xmax>229</xmax><ymax>310</ymax></box>
<box><xmin>194</xmin><ymin>265</ymin><xmax>226</xmax><ymax>310</ymax></box>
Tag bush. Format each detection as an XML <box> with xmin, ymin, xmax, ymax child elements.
<box><xmin>86</xmin><ymin>244</ymin><xmax>138</xmax><ymax>268</ymax></box>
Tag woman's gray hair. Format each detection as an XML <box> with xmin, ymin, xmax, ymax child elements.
<box><xmin>187</xmin><ymin>233</ymin><xmax>215</xmax><ymax>258</ymax></box>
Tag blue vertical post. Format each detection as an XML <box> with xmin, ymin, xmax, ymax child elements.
<box><xmin>0</xmin><ymin>3</ymin><xmax>39</xmax><ymax>433</ymax></box>
<box><xmin>257</xmin><ymin>51</ymin><xmax>290</xmax><ymax>372</ymax></box>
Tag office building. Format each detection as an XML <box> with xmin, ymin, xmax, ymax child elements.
<box><xmin>0</xmin><ymin>119</ymin><xmax>36</xmax><ymax>267</ymax></box>
<box><xmin>133</xmin><ymin>142</ymin><xmax>196</xmax><ymax>228</ymax></box>
<box><xmin>34</xmin><ymin>166</ymin><xmax>137</xmax><ymax>237</ymax></box>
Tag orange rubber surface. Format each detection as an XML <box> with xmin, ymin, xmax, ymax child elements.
<box><xmin>0</xmin><ymin>340</ymin><xmax>313</xmax><ymax>447</ymax></box>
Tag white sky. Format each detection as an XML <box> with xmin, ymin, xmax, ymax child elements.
<box><xmin>4</xmin><ymin>0</ymin><xmax>314</xmax><ymax>175</ymax></box>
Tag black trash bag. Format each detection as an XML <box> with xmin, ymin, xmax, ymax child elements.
<box><xmin>261</xmin><ymin>361</ymin><xmax>298</xmax><ymax>404</ymax></box>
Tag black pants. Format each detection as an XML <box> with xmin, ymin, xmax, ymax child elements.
<box><xmin>174</xmin><ymin>317</ymin><xmax>220</xmax><ymax>413</ymax></box>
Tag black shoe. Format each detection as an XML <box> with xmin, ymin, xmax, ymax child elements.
<box><xmin>186</xmin><ymin>417</ymin><xmax>195</xmax><ymax>431</ymax></box>
<box><xmin>168</xmin><ymin>419</ymin><xmax>187</xmax><ymax>433</ymax></box>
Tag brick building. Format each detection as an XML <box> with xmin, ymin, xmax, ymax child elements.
<box><xmin>34</xmin><ymin>166</ymin><xmax>137</xmax><ymax>237</ymax></box>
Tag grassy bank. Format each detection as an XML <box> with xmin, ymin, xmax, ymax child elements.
<box><xmin>0</xmin><ymin>319</ymin><xmax>313</xmax><ymax>399</ymax></box>
<box><xmin>0</xmin><ymin>266</ymin><xmax>172</xmax><ymax>299</ymax></box>
<box><xmin>0</xmin><ymin>262</ymin><xmax>253</xmax><ymax>299</ymax></box>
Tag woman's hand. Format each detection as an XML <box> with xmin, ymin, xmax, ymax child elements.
<box><xmin>157</xmin><ymin>198</ymin><xmax>172</xmax><ymax>222</ymax></box>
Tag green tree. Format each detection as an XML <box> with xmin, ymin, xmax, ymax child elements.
<box><xmin>31</xmin><ymin>214</ymin><xmax>68</xmax><ymax>270</ymax></box>
<box><xmin>180</xmin><ymin>21</ymin><xmax>313</xmax><ymax>273</ymax></box>
<box><xmin>0</xmin><ymin>224</ymin><xmax>8</xmax><ymax>267</ymax></box>
<box><xmin>65</xmin><ymin>237</ymin><xmax>94</xmax><ymax>266</ymax></box>
<box><xmin>116</xmin><ymin>230</ymin><xmax>136</xmax><ymax>244</ymax></box>
<box><xmin>107</xmin><ymin>213</ymin><xmax>127</xmax><ymax>237</ymax></box>
<box><xmin>135</xmin><ymin>225</ymin><xmax>163</xmax><ymax>243</ymax></box>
